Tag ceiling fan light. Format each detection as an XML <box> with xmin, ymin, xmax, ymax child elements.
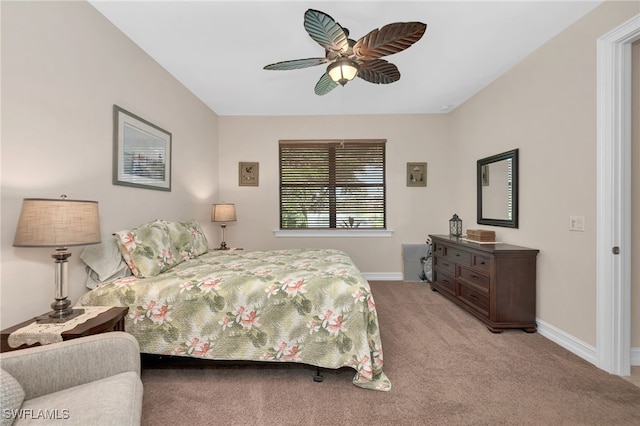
<box><xmin>327</xmin><ymin>59</ymin><xmax>359</xmax><ymax>86</ymax></box>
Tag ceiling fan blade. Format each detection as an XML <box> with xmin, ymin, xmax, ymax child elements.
<box><xmin>304</xmin><ymin>9</ymin><xmax>349</xmax><ymax>54</ymax></box>
<box><xmin>358</xmin><ymin>59</ymin><xmax>401</xmax><ymax>84</ymax></box>
<box><xmin>314</xmin><ymin>73</ymin><xmax>339</xmax><ymax>96</ymax></box>
<box><xmin>353</xmin><ymin>22</ymin><xmax>427</xmax><ymax>60</ymax></box>
<box><xmin>263</xmin><ymin>57</ymin><xmax>328</xmax><ymax>71</ymax></box>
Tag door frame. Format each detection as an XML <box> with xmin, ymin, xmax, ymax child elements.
<box><xmin>596</xmin><ymin>13</ymin><xmax>640</xmax><ymax>376</ymax></box>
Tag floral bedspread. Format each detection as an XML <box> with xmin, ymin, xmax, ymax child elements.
<box><xmin>78</xmin><ymin>248</ymin><xmax>390</xmax><ymax>391</ymax></box>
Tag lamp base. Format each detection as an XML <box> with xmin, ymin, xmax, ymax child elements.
<box><xmin>215</xmin><ymin>241</ymin><xmax>229</xmax><ymax>250</ymax></box>
<box><xmin>36</xmin><ymin>297</ymin><xmax>84</xmax><ymax>324</ymax></box>
<box><xmin>35</xmin><ymin>308</ymin><xmax>85</xmax><ymax>324</ymax></box>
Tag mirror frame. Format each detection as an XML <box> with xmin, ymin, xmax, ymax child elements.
<box><xmin>477</xmin><ymin>148</ymin><xmax>519</xmax><ymax>228</ymax></box>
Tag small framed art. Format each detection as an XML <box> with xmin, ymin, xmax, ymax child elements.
<box><xmin>239</xmin><ymin>162</ymin><xmax>259</xmax><ymax>186</ymax></box>
<box><xmin>113</xmin><ymin>105</ymin><xmax>172</xmax><ymax>191</ymax></box>
<box><xmin>407</xmin><ymin>162</ymin><xmax>427</xmax><ymax>187</ymax></box>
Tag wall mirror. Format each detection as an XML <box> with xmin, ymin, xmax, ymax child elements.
<box><xmin>477</xmin><ymin>148</ymin><xmax>518</xmax><ymax>228</ymax></box>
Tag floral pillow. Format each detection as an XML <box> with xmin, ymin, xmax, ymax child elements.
<box><xmin>165</xmin><ymin>220</ymin><xmax>209</xmax><ymax>260</ymax></box>
<box><xmin>114</xmin><ymin>220</ymin><xmax>181</xmax><ymax>278</ymax></box>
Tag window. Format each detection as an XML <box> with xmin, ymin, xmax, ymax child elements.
<box><xmin>279</xmin><ymin>139</ymin><xmax>386</xmax><ymax>230</ymax></box>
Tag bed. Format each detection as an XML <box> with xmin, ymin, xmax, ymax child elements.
<box><xmin>78</xmin><ymin>220</ymin><xmax>390</xmax><ymax>391</ymax></box>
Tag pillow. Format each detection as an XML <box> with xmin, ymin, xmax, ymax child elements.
<box><xmin>114</xmin><ymin>220</ymin><xmax>181</xmax><ymax>278</ymax></box>
<box><xmin>1</xmin><ymin>368</ymin><xmax>25</xmax><ymax>426</ymax></box>
<box><xmin>80</xmin><ymin>236</ymin><xmax>132</xmax><ymax>289</ymax></box>
<box><xmin>165</xmin><ymin>220</ymin><xmax>209</xmax><ymax>260</ymax></box>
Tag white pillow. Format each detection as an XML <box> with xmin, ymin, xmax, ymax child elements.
<box><xmin>80</xmin><ymin>236</ymin><xmax>132</xmax><ymax>289</ymax></box>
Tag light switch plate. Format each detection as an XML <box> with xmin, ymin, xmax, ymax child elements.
<box><xmin>569</xmin><ymin>215</ymin><xmax>585</xmax><ymax>232</ymax></box>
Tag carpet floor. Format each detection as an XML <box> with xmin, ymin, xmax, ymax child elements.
<box><xmin>140</xmin><ymin>281</ymin><xmax>640</xmax><ymax>425</ymax></box>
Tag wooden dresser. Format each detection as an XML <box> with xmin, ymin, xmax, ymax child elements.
<box><xmin>429</xmin><ymin>234</ymin><xmax>539</xmax><ymax>333</ymax></box>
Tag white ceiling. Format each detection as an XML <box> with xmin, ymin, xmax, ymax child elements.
<box><xmin>88</xmin><ymin>0</ymin><xmax>603</xmax><ymax>116</ymax></box>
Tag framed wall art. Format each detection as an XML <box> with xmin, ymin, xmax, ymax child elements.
<box><xmin>239</xmin><ymin>162</ymin><xmax>259</xmax><ymax>186</ymax></box>
<box><xmin>113</xmin><ymin>105</ymin><xmax>172</xmax><ymax>191</ymax></box>
<box><xmin>406</xmin><ymin>162</ymin><xmax>427</xmax><ymax>187</ymax></box>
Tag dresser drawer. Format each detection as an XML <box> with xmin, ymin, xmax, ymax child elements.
<box><xmin>458</xmin><ymin>265</ymin><xmax>490</xmax><ymax>292</ymax></box>
<box><xmin>445</xmin><ymin>248</ymin><xmax>471</xmax><ymax>265</ymax></box>
<box><xmin>472</xmin><ymin>254</ymin><xmax>490</xmax><ymax>272</ymax></box>
<box><xmin>433</xmin><ymin>242</ymin><xmax>447</xmax><ymax>257</ymax></box>
<box><xmin>459</xmin><ymin>283</ymin><xmax>489</xmax><ymax>316</ymax></box>
<box><xmin>433</xmin><ymin>269</ymin><xmax>456</xmax><ymax>296</ymax></box>
<box><xmin>434</xmin><ymin>256</ymin><xmax>455</xmax><ymax>274</ymax></box>
<box><xmin>433</xmin><ymin>243</ymin><xmax>471</xmax><ymax>265</ymax></box>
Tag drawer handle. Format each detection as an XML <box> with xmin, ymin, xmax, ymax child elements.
<box><xmin>469</xmin><ymin>294</ymin><xmax>478</xmax><ymax>300</ymax></box>
<box><xmin>442</xmin><ymin>263</ymin><xmax>450</xmax><ymax>268</ymax></box>
<box><xmin>479</xmin><ymin>261</ymin><xmax>485</xmax><ymax>265</ymax></box>
<box><xmin>442</xmin><ymin>280</ymin><xmax>450</xmax><ymax>284</ymax></box>
<box><xmin>455</xmin><ymin>253</ymin><xmax>460</xmax><ymax>257</ymax></box>
<box><xmin>470</xmin><ymin>274</ymin><xmax>479</xmax><ymax>280</ymax></box>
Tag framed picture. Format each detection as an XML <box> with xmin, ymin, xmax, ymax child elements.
<box><xmin>113</xmin><ymin>105</ymin><xmax>172</xmax><ymax>191</ymax></box>
<box><xmin>239</xmin><ymin>162</ymin><xmax>259</xmax><ymax>186</ymax></box>
<box><xmin>407</xmin><ymin>162</ymin><xmax>427</xmax><ymax>187</ymax></box>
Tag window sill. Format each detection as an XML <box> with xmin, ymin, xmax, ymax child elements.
<box><xmin>273</xmin><ymin>229</ymin><xmax>394</xmax><ymax>238</ymax></box>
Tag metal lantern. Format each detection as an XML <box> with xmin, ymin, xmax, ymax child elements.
<box><xmin>449</xmin><ymin>214</ymin><xmax>463</xmax><ymax>237</ymax></box>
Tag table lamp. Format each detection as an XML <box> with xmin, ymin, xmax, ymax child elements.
<box><xmin>13</xmin><ymin>195</ymin><xmax>101</xmax><ymax>323</ymax></box>
<box><xmin>211</xmin><ymin>203</ymin><xmax>236</xmax><ymax>250</ymax></box>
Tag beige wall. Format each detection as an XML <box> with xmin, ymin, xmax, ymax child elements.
<box><xmin>449</xmin><ymin>0</ymin><xmax>639</xmax><ymax>347</ymax></box>
<box><xmin>217</xmin><ymin>114</ymin><xmax>454</xmax><ymax>272</ymax></box>
<box><xmin>0</xmin><ymin>1</ymin><xmax>219</xmax><ymax>326</ymax></box>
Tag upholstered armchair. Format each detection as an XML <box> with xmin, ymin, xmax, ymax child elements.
<box><xmin>1</xmin><ymin>332</ymin><xmax>142</xmax><ymax>426</ymax></box>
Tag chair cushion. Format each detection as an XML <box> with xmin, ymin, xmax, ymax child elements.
<box><xmin>16</xmin><ymin>372</ymin><xmax>142</xmax><ymax>426</ymax></box>
<box><xmin>1</xmin><ymin>368</ymin><xmax>25</xmax><ymax>426</ymax></box>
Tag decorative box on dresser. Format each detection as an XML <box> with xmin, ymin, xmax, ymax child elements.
<box><xmin>429</xmin><ymin>234</ymin><xmax>539</xmax><ymax>333</ymax></box>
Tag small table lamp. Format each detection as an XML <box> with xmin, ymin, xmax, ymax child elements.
<box><xmin>13</xmin><ymin>195</ymin><xmax>101</xmax><ymax>323</ymax></box>
<box><xmin>211</xmin><ymin>203</ymin><xmax>236</xmax><ymax>250</ymax></box>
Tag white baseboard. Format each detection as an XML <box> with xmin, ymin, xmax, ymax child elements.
<box><xmin>536</xmin><ymin>318</ymin><xmax>598</xmax><ymax>365</ymax></box>
<box><xmin>537</xmin><ymin>318</ymin><xmax>640</xmax><ymax>368</ymax></box>
<box><xmin>362</xmin><ymin>272</ymin><xmax>403</xmax><ymax>281</ymax></box>
<box><xmin>364</xmin><ymin>275</ymin><xmax>640</xmax><ymax>368</ymax></box>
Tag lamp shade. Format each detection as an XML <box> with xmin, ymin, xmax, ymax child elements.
<box><xmin>13</xmin><ymin>197</ymin><xmax>101</xmax><ymax>247</ymax></box>
<box><xmin>327</xmin><ymin>59</ymin><xmax>360</xmax><ymax>86</ymax></box>
<box><xmin>211</xmin><ymin>203</ymin><xmax>237</xmax><ymax>223</ymax></box>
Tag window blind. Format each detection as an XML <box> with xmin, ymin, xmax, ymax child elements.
<box><xmin>279</xmin><ymin>140</ymin><xmax>386</xmax><ymax>230</ymax></box>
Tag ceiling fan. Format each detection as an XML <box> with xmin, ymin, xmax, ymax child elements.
<box><xmin>263</xmin><ymin>9</ymin><xmax>427</xmax><ymax>96</ymax></box>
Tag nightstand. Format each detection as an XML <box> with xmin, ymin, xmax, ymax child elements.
<box><xmin>0</xmin><ymin>306</ymin><xmax>129</xmax><ymax>352</ymax></box>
